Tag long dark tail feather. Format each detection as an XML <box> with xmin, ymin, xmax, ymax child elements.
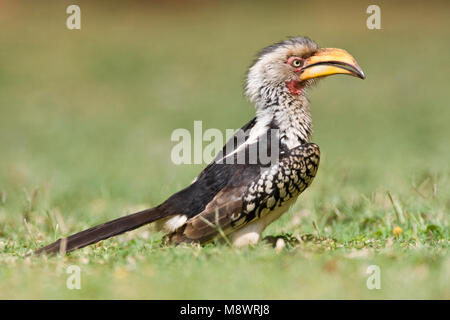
<box><xmin>34</xmin><ymin>207</ymin><xmax>165</xmax><ymax>256</ymax></box>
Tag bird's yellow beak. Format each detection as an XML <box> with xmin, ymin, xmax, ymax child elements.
<box><xmin>299</xmin><ymin>48</ymin><xmax>365</xmax><ymax>81</ymax></box>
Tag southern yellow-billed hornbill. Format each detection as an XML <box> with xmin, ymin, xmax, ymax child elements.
<box><xmin>35</xmin><ymin>37</ymin><xmax>365</xmax><ymax>255</ymax></box>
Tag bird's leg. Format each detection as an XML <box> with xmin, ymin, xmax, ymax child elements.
<box><xmin>230</xmin><ymin>197</ymin><xmax>296</xmax><ymax>247</ymax></box>
<box><xmin>229</xmin><ymin>221</ymin><xmax>264</xmax><ymax>247</ymax></box>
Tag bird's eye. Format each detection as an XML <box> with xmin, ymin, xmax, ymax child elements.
<box><xmin>291</xmin><ymin>59</ymin><xmax>303</xmax><ymax>68</ymax></box>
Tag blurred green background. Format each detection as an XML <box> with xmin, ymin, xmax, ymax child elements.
<box><xmin>0</xmin><ymin>0</ymin><xmax>448</xmax><ymax>299</ymax></box>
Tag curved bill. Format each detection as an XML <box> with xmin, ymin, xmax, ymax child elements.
<box><xmin>299</xmin><ymin>48</ymin><xmax>365</xmax><ymax>81</ymax></box>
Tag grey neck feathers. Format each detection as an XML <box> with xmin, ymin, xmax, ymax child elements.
<box><xmin>254</xmin><ymin>85</ymin><xmax>312</xmax><ymax>149</ymax></box>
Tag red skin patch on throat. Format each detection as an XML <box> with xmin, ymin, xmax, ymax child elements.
<box><xmin>286</xmin><ymin>80</ymin><xmax>303</xmax><ymax>96</ymax></box>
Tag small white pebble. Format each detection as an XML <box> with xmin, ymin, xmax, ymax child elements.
<box><xmin>275</xmin><ymin>238</ymin><xmax>286</xmax><ymax>253</ymax></box>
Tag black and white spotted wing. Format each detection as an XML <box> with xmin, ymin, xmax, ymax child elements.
<box><xmin>165</xmin><ymin>143</ymin><xmax>320</xmax><ymax>244</ymax></box>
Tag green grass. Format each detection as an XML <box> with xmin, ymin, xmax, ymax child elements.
<box><xmin>0</xmin><ymin>1</ymin><xmax>449</xmax><ymax>299</ymax></box>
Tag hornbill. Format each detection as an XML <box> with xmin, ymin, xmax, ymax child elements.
<box><xmin>35</xmin><ymin>36</ymin><xmax>365</xmax><ymax>255</ymax></box>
